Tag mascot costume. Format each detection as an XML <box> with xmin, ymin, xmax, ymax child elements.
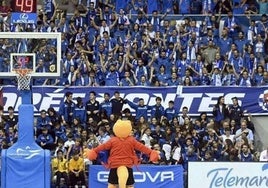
<box><xmin>85</xmin><ymin>119</ymin><xmax>159</xmax><ymax>188</ymax></box>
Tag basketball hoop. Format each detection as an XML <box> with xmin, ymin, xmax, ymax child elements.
<box><xmin>14</xmin><ymin>69</ymin><xmax>32</xmax><ymax>90</ymax></box>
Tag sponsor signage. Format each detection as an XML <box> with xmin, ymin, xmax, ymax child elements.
<box><xmin>89</xmin><ymin>165</ymin><xmax>183</xmax><ymax>188</ymax></box>
<box><xmin>11</xmin><ymin>13</ymin><xmax>37</xmax><ymax>24</ymax></box>
<box><xmin>1</xmin><ymin>86</ymin><xmax>268</xmax><ymax>115</ymax></box>
<box><xmin>188</xmin><ymin>162</ymin><xmax>268</xmax><ymax>188</ymax></box>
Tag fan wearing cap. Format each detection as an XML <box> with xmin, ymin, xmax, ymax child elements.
<box><xmin>85</xmin><ymin>119</ymin><xmax>159</xmax><ymax>188</ymax></box>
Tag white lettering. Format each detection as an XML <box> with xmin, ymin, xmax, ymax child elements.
<box><xmin>97</xmin><ymin>171</ymin><xmax>109</xmax><ymax>182</ymax></box>
<box><xmin>97</xmin><ymin>171</ymin><xmax>174</xmax><ymax>183</ymax></box>
<box><xmin>39</xmin><ymin>93</ymin><xmax>65</xmax><ymax>111</ymax></box>
<box><xmin>32</xmin><ymin>93</ymin><xmax>42</xmax><ymax>111</ymax></box>
<box><xmin>161</xmin><ymin>171</ymin><xmax>174</xmax><ymax>181</ymax></box>
<box><xmin>3</xmin><ymin>93</ymin><xmax>18</xmax><ymax>111</ymax></box>
<box><xmin>1</xmin><ymin>89</ymin><xmax>249</xmax><ymax>116</ymax></box>
<box><xmin>224</xmin><ymin>93</ymin><xmax>246</xmax><ymax>106</ymax></box>
<box><xmin>146</xmin><ymin>172</ymin><xmax>160</xmax><ymax>182</ymax></box>
<box><xmin>15</xmin><ymin>96</ymin><xmax>22</xmax><ymax>110</ymax></box>
<box><xmin>134</xmin><ymin>171</ymin><xmax>146</xmax><ymax>183</ymax></box>
<box><xmin>179</xmin><ymin>93</ymin><xmax>202</xmax><ymax>111</ymax></box>
<box><xmin>199</xmin><ymin>93</ymin><xmax>223</xmax><ymax>112</ymax></box>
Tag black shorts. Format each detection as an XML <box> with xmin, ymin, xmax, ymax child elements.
<box><xmin>108</xmin><ymin>167</ymin><xmax>135</xmax><ymax>185</ymax></box>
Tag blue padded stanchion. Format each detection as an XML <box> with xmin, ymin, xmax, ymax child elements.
<box><xmin>1</xmin><ymin>104</ymin><xmax>50</xmax><ymax>188</ymax></box>
<box><xmin>20</xmin><ymin>89</ymin><xmax>32</xmax><ymax>104</ymax></box>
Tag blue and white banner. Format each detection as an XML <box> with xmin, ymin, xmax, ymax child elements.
<box><xmin>2</xmin><ymin>86</ymin><xmax>268</xmax><ymax>115</ymax></box>
<box><xmin>11</xmin><ymin>13</ymin><xmax>37</xmax><ymax>24</ymax></box>
<box><xmin>89</xmin><ymin>165</ymin><xmax>183</xmax><ymax>188</ymax></box>
<box><xmin>188</xmin><ymin>162</ymin><xmax>268</xmax><ymax>188</ymax></box>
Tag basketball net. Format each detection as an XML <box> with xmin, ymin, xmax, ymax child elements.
<box><xmin>14</xmin><ymin>69</ymin><xmax>32</xmax><ymax>90</ymax></box>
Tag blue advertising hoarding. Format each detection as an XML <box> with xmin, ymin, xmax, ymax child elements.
<box><xmin>11</xmin><ymin>13</ymin><xmax>37</xmax><ymax>24</ymax></box>
<box><xmin>1</xmin><ymin>86</ymin><xmax>268</xmax><ymax>115</ymax></box>
<box><xmin>89</xmin><ymin>165</ymin><xmax>183</xmax><ymax>188</ymax></box>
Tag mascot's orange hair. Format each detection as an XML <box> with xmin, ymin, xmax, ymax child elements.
<box><xmin>85</xmin><ymin>119</ymin><xmax>159</xmax><ymax>188</ymax></box>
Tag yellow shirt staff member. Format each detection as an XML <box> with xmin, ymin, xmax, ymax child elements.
<box><xmin>51</xmin><ymin>150</ymin><xmax>69</xmax><ymax>186</ymax></box>
<box><xmin>68</xmin><ymin>151</ymin><xmax>86</xmax><ymax>187</ymax></box>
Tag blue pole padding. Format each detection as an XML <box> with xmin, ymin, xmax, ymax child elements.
<box><xmin>20</xmin><ymin>90</ymin><xmax>32</xmax><ymax>104</ymax></box>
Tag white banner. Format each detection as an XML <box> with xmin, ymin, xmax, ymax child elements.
<box><xmin>188</xmin><ymin>162</ymin><xmax>268</xmax><ymax>188</ymax></box>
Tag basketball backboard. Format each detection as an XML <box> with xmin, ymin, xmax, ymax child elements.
<box><xmin>0</xmin><ymin>32</ymin><xmax>61</xmax><ymax>78</ymax></box>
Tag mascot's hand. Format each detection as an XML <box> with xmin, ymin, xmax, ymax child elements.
<box><xmin>150</xmin><ymin>150</ymin><xmax>160</xmax><ymax>162</ymax></box>
<box><xmin>84</xmin><ymin>149</ymin><xmax>98</xmax><ymax>160</ymax></box>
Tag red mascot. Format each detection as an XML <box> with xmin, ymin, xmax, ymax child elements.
<box><xmin>85</xmin><ymin>119</ymin><xmax>159</xmax><ymax>188</ymax></box>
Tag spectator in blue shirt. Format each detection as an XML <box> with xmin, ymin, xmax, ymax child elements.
<box><xmin>253</xmin><ymin>65</ymin><xmax>265</xmax><ymax>86</ymax></box>
<box><xmin>120</xmin><ymin>70</ymin><xmax>136</xmax><ymax>86</ymax></box>
<box><xmin>237</xmin><ymin>70</ymin><xmax>254</xmax><ymax>86</ymax></box>
<box><xmin>85</xmin><ymin>2</ymin><xmax>97</xmax><ymax>25</ymax></box>
<box><xmin>36</xmin><ymin>127</ymin><xmax>54</xmax><ymax>150</ymax></box>
<box><xmin>102</xmin><ymin>31</ymin><xmax>117</xmax><ymax>52</ymax></box>
<box><xmin>229</xmin><ymin>49</ymin><xmax>244</xmax><ymax>74</ymax></box>
<box><xmin>71</xmin><ymin>69</ymin><xmax>87</xmax><ymax>86</ymax></box>
<box><xmin>165</xmin><ymin>100</ymin><xmax>179</xmax><ymax>123</ymax></box>
<box><xmin>100</xmin><ymin>93</ymin><xmax>113</xmax><ymax>117</ymax></box>
<box><xmin>103</xmin><ymin>63</ymin><xmax>120</xmax><ymax>86</ymax></box>
<box><xmin>34</xmin><ymin>59</ymin><xmax>49</xmax><ymax>85</ymax></box>
<box><xmin>190</xmin><ymin>0</ymin><xmax>202</xmax><ymax>14</ymax></box>
<box><xmin>115</xmin><ymin>0</ymin><xmax>129</xmax><ymax>13</ymax></box>
<box><xmin>47</xmin><ymin>107</ymin><xmax>62</xmax><ymax>126</ymax></box>
<box><xmin>201</xmin><ymin>0</ymin><xmax>214</xmax><ymax>14</ymax></box>
<box><xmin>200</xmin><ymin>29</ymin><xmax>217</xmax><ymax>47</ymax></box>
<box><xmin>212</xmin><ymin>96</ymin><xmax>229</xmax><ymax>127</ymax></box>
<box><xmin>74</xmin><ymin>97</ymin><xmax>87</xmax><ymax>125</ymax></box>
<box><xmin>233</xmin><ymin>2</ymin><xmax>245</xmax><ymax>14</ymax></box>
<box><xmin>217</xmin><ymin>28</ymin><xmax>233</xmax><ymax>57</ymax></box>
<box><xmin>59</xmin><ymin>92</ymin><xmax>76</xmax><ymax>126</ymax></box>
<box><xmin>100</xmin><ymin>52</ymin><xmax>120</xmax><ymax>86</ymax></box>
<box><xmin>181</xmin><ymin>145</ymin><xmax>198</xmax><ymax>187</ymax></box>
<box><xmin>136</xmin><ymin>74</ymin><xmax>152</xmax><ymax>86</ymax></box>
<box><xmin>223</xmin><ymin>11</ymin><xmax>240</xmax><ymax>39</ymax></box>
<box><xmin>134</xmin><ymin>58</ymin><xmax>149</xmax><ymax>81</ymax></box>
<box><xmin>126</xmin><ymin>98</ymin><xmax>152</xmax><ymax>122</ymax></box>
<box><xmin>149</xmin><ymin>10</ymin><xmax>168</xmax><ymax>31</ymax></box>
<box><xmin>156</xmin><ymin>65</ymin><xmax>170</xmax><ymax>86</ymax></box>
<box><xmin>177</xmin><ymin>52</ymin><xmax>191</xmax><ymax>77</ymax></box>
<box><xmin>36</xmin><ymin>109</ymin><xmax>51</xmax><ymax>137</ymax></box>
<box><xmin>150</xmin><ymin>97</ymin><xmax>165</xmax><ymax>122</ymax></box>
<box><xmin>167</xmin><ymin>72</ymin><xmax>181</xmax><ymax>86</ymax></box>
<box><xmin>54</xmin><ymin>120</ymin><xmax>67</xmax><ymax>143</ymax></box>
<box><xmin>221</xmin><ymin>64</ymin><xmax>238</xmax><ymax>86</ymax></box>
<box><xmin>152</xmin><ymin>50</ymin><xmax>172</xmax><ymax>75</ymax></box>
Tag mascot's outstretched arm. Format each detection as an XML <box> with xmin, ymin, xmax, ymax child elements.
<box><xmin>85</xmin><ymin>140</ymin><xmax>112</xmax><ymax>161</ymax></box>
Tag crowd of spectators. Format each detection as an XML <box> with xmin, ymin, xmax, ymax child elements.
<box><xmin>0</xmin><ymin>90</ymin><xmax>267</xmax><ymax>187</ymax></box>
<box><xmin>0</xmin><ymin>0</ymin><xmax>268</xmax><ymax>187</ymax></box>
<box><xmin>0</xmin><ymin>0</ymin><xmax>267</xmax><ymax>86</ymax></box>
